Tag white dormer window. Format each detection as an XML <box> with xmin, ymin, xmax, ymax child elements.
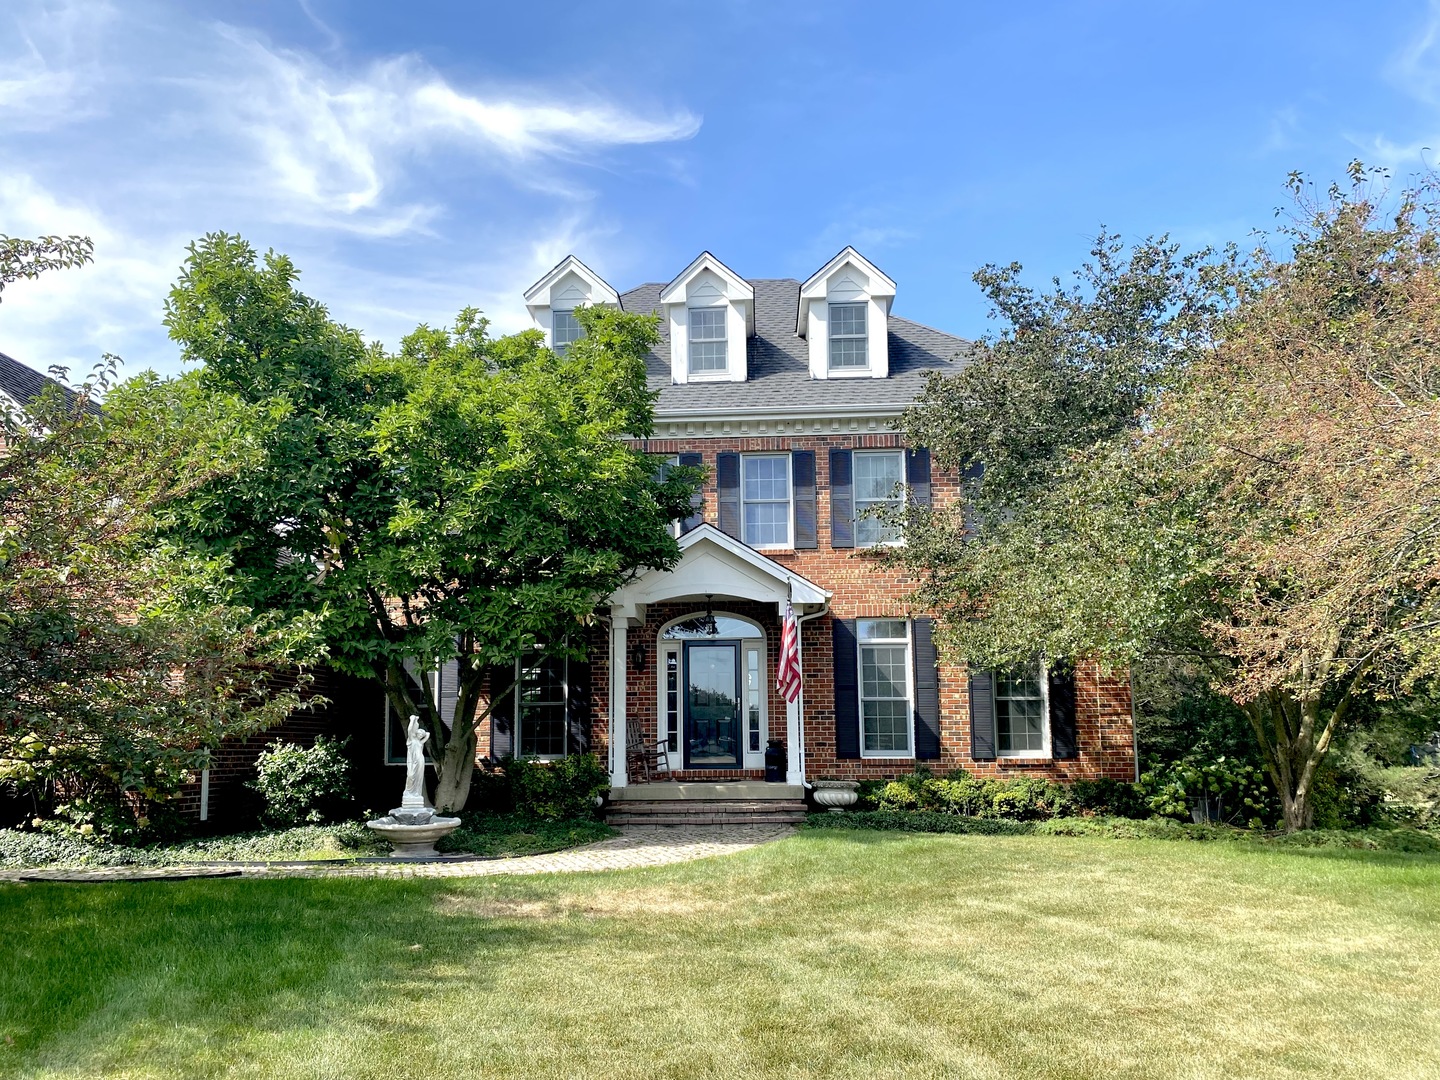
<box><xmin>799</xmin><ymin>247</ymin><xmax>896</xmax><ymax>381</ymax></box>
<box><xmin>523</xmin><ymin>255</ymin><xmax>619</xmax><ymax>352</ymax></box>
<box><xmin>689</xmin><ymin>308</ymin><xmax>727</xmax><ymax>374</ymax></box>
<box><xmin>660</xmin><ymin>252</ymin><xmax>754</xmax><ymax>385</ymax></box>
<box><xmin>553</xmin><ymin>309</ymin><xmax>582</xmax><ymax>355</ymax></box>
<box><xmin>829</xmin><ymin>302</ymin><xmax>868</xmax><ymax>369</ymax></box>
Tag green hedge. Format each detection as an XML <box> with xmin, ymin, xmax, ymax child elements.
<box><xmin>803</xmin><ymin>811</ymin><xmax>1035</xmax><ymax>836</ymax></box>
<box><xmin>802</xmin><ymin>811</ymin><xmax>1440</xmax><ymax>853</ymax></box>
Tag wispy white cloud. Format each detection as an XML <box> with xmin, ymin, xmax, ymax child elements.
<box><xmin>1356</xmin><ymin>1</ymin><xmax>1440</xmax><ymax>169</ymax></box>
<box><xmin>0</xmin><ymin>0</ymin><xmax>700</xmax><ymax>378</ymax></box>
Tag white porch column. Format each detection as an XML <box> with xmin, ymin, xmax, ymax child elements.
<box><xmin>781</xmin><ymin>601</ymin><xmax>805</xmax><ymax>786</ymax></box>
<box><xmin>609</xmin><ymin>611</ymin><xmax>628</xmax><ymax>789</ymax></box>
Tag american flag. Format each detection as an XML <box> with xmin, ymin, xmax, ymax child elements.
<box><xmin>776</xmin><ymin>601</ymin><xmax>803</xmax><ymax>704</ymax></box>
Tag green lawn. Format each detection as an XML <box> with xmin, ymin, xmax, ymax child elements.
<box><xmin>2</xmin><ymin>831</ymin><xmax>1437</xmax><ymax>1079</ymax></box>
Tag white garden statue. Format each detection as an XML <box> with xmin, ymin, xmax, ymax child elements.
<box><xmin>401</xmin><ymin>714</ymin><xmax>429</xmax><ymax>810</ymax></box>
<box><xmin>366</xmin><ymin>711</ymin><xmax>460</xmax><ymax>859</ymax></box>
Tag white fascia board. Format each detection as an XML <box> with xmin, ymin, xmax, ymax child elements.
<box><xmin>654</xmin><ymin>401</ymin><xmax>911</xmax><ymax>422</ymax></box>
<box><xmin>676</xmin><ymin>524</ymin><xmax>831</xmax><ymax>606</ymax></box>
<box><xmin>523</xmin><ymin>255</ymin><xmax>620</xmax><ymax>312</ymax></box>
<box><xmin>658</xmin><ymin>251</ymin><xmax>755</xmax><ymax>308</ymax></box>
<box><xmin>797</xmin><ymin>246</ymin><xmax>897</xmax><ymax>335</ymax></box>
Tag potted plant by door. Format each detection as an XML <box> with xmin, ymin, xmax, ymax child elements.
<box><xmin>811</xmin><ymin>777</ymin><xmax>860</xmax><ymax>812</ymax></box>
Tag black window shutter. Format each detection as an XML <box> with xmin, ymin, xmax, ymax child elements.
<box><xmin>566</xmin><ymin>656</ymin><xmax>592</xmax><ymax>755</ymax></box>
<box><xmin>1048</xmin><ymin>660</ymin><xmax>1078</xmax><ymax>760</ymax></box>
<box><xmin>792</xmin><ymin>450</ymin><xmax>817</xmax><ymax>549</ymax></box>
<box><xmin>833</xmin><ymin>618</ymin><xmax>861</xmax><ymax>759</ymax></box>
<box><xmin>962</xmin><ymin>460</ymin><xmax>985</xmax><ymax>537</ymax></box>
<box><xmin>438</xmin><ymin>657</ymin><xmax>459</xmax><ymax>730</ymax></box>
<box><xmin>829</xmin><ymin>448</ymin><xmax>854</xmax><ymax>548</ymax></box>
<box><xmin>716</xmin><ymin>452</ymin><xmax>741</xmax><ymax>539</ymax></box>
<box><xmin>912</xmin><ymin>618</ymin><xmax>941</xmax><ymax>759</ymax></box>
<box><xmin>678</xmin><ymin>452</ymin><xmax>704</xmax><ymax>533</ymax></box>
<box><xmin>906</xmin><ymin>448</ymin><xmax>932</xmax><ymax>506</ymax></box>
<box><xmin>969</xmin><ymin>669</ymin><xmax>996</xmax><ymax>761</ymax></box>
<box><xmin>488</xmin><ymin>663</ymin><xmax>516</xmax><ymax>760</ymax></box>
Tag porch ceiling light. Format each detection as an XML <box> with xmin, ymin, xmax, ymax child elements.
<box><xmin>699</xmin><ymin>594</ymin><xmax>719</xmax><ymax>637</ymax></box>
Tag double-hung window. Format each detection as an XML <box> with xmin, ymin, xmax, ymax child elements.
<box><xmin>829</xmin><ymin>302</ymin><xmax>867</xmax><ymax>370</ymax></box>
<box><xmin>689</xmin><ymin>307</ymin><xmax>727</xmax><ymax>374</ymax></box>
<box><xmin>385</xmin><ymin>657</ymin><xmax>456</xmax><ymax>764</ymax></box>
<box><xmin>742</xmin><ymin>454</ymin><xmax>791</xmax><ymax>548</ymax></box>
<box><xmin>995</xmin><ymin>664</ymin><xmax>1048</xmax><ymax>757</ymax></box>
<box><xmin>552</xmin><ymin>309</ymin><xmax>582</xmax><ymax>354</ymax></box>
<box><xmin>859</xmin><ymin>619</ymin><xmax>912</xmax><ymax>757</ymax></box>
<box><xmin>517</xmin><ymin>654</ymin><xmax>568</xmax><ymax>759</ymax></box>
<box><xmin>854</xmin><ymin>450</ymin><xmax>905</xmax><ymax>547</ymax></box>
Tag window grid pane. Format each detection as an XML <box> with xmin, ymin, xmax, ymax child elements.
<box><xmin>855</xmin><ymin>451</ymin><xmax>905</xmax><ymax>546</ymax></box>
<box><xmin>995</xmin><ymin>666</ymin><xmax>1046</xmax><ymax>754</ymax></box>
<box><xmin>829</xmin><ymin>303</ymin><xmax>867</xmax><ymax>369</ymax></box>
<box><xmin>859</xmin><ymin>625</ymin><xmax>911</xmax><ymax>755</ymax></box>
<box><xmin>665</xmin><ymin>651</ymin><xmax>680</xmax><ymax>753</ymax></box>
<box><xmin>689</xmin><ymin>308</ymin><xmax>727</xmax><ymax>374</ymax></box>
<box><xmin>741</xmin><ymin>455</ymin><xmax>790</xmax><ymax>547</ymax></box>
<box><xmin>519</xmin><ymin>656</ymin><xmax>567</xmax><ymax>757</ymax></box>
<box><xmin>553</xmin><ymin>310</ymin><xmax>582</xmax><ymax>353</ymax></box>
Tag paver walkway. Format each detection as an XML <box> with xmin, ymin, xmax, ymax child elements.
<box><xmin>1</xmin><ymin>825</ymin><xmax>795</xmax><ymax>883</ymax></box>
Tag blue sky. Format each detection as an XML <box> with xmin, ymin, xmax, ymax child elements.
<box><xmin>1</xmin><ymin>0</ymin><xmax>1437</xmax><ymax>379</ymax></box>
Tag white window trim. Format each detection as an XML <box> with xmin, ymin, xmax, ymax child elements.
<box><xmin>384</xmin><ymin>661</ymin><xmax>439</xmax><ymax>766</ymax></box>
<box><xmin>687</xmin><ymin>305</ymin><xmax>729</xmax><ymax>380</ymax></box>
<box><xmin>514</xmin><ymin>655</ymin><xmax>569</xmax><ymax>761</ymax></box>
<box><xmin>995</xmin><ymin>661</ymin><xmax>1051</xmax><ymax>760</ymax></box>
<box><xmin>854</xmin><ymin>449</ymin><xmax>907</xmax><ymax>549</ymax></box>
<box><xmin>740</xmin><ymin>452</ymin><xmax>793</xmax><ymax>550</ymax></box>
<box><xmin>552</xmin><ymin>308</ymin><xmax>582</xmax><ymax>355</ymax></box>
<box><xmin>858</xmin><ymin>619</ymin><xmax>915</xmax><ymax>760</ymax></box>
<box><xmin>828</xmin><ymin>301</ymin><xmax>870</xmax><ymax>375</ymax></box>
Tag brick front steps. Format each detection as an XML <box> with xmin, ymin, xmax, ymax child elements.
<box><xmin>605</xmin><ymin>781</ymin><xmax>808</xmax><ymax>827</ymax></box>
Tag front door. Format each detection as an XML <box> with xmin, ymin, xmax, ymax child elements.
<box><xmin>684</xmin><ymin>640</ymin><xmax>741</xmax><ymax>769</ymax></box>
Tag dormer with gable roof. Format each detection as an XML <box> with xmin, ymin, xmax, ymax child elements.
<box><xmin>658</xmin><ymin>252</ymin><xmax>755</xmax><ymax>385</ymax></box>
<box><xmin>797</xmin><ymin>247</ymin><xmax>897</xmax><ymax>380</ymax></box>
<box><xmin>523</xmin><ymin>255</ymin><xmax>620</xmax><ymax>354</ymax></box>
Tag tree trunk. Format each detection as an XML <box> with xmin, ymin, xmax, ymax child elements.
<box><xmin>1243</xmin><ymin>682</ymin><xmax>1353</xmax><ymax>832</ymax></box>
<box><xmin>432</xmin><ymin>720</ymin><xmax>476</xmax><ymax>814</ymax></box>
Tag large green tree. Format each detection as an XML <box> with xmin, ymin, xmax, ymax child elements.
<box><xmin>901</xmin><ymin>170</ymin><xmax>1440</xmax><ymax>830</ymax></box>
<box><xmin>160</xmin><ymin>234</ymin><xmax>698</xmax><ymax>811</ymax></box>
<box><xmin>0</xmin><ymin>363</ymin><xmax>312</xmax><ymax>837</ymax></box>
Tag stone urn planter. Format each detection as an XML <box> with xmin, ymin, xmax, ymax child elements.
<box><xmin>811</xmin><ymin>779</ymin><xmax>860</xmax><ymax>813</ymax></box>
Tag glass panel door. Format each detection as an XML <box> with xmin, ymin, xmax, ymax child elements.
<box><xmin>684</xmin><ymin>642</ymin><xmax>740</xmax><ymax>768</ymax></box>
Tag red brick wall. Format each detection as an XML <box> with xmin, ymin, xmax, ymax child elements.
<box><xmin>579</xmin><ymin>432</ymin><xmax>1138</xmax><ymax>783</ymax></box>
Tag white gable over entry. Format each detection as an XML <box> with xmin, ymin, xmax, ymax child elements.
<box><xmin>608</xmin><ymin>523</ymin><xmax>829</xmax><ymax>622</ymax></box>
<box><xmin>604</xmin><ymin>524</ymin><xmax>830</xmax><ymax>789</ymax></box>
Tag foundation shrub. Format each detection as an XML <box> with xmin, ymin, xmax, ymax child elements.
<box><xmin>875</xmin><ymin>768</ymin><xmax>1089</xmax><ymax>821</ymax></box>
<box><xmin>503</xmin><ymin>754</ymin><xmax>610</xmax><ymax>821</ymax></box>
<box><xmin>250</xmin><ymin>737</ymin><xmax>353</xmax><ymax>827</ymax></box>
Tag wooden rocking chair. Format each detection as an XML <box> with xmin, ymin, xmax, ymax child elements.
<box><xmin>626</xmin><ymin>722</ymin><xmax>673</xmax><ymax>782</ymax></box>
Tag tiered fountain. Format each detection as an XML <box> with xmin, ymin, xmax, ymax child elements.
<box><xmin>366</xmin><ymin>716</ymin><xmax>461</xmax><ymax>858</ymax></box>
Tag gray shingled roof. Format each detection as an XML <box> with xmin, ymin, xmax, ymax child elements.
<box><xmin>0</xmin><ymin>349</ymin><xmax>70</xmax><ymax>408</ymax></box>
<box><xmin>619</xmin><ymin>278</ymin><xmax>973</xmax><ymax>414</ymax></box>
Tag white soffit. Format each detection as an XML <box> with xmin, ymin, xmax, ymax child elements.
<box><xmin>658</xmin><ymin>251</ymin><xmax>756</xmax><ymax>332</ymax></box>
<box><xmin>608</xmin><ymin>523</ymin><xmax>830</xmax><ymax>618</ymax></box>
<box><xmin>523</xmin><ymin>254</ymin><xmax>620</xmax><ymax>314</ymax></box>
<box><xmin>797</xmin><ymin>246</ymin><xmax>897</xmax><ymax>335</ymax></box>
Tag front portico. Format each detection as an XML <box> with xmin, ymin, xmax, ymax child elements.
<box><xmin>604</xmin><ymin>524</ymin><xmax>830</xmax><ymax>789</ymax></box>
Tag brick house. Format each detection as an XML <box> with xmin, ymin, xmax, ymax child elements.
<box><xmin>457</xmin><ymin>248</ymin><xmax>1136</xmax><ymax>817</ymax></box>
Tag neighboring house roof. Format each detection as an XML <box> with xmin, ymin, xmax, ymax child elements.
<box><xmin>619</xmin><ymin>278</ymin><xmax>974</xmax><ymax>415</ymax></box>
<box><xmin>0</xmin><ymin>348</ymin><xmax>70</xmax><ymax>409</ymax></box>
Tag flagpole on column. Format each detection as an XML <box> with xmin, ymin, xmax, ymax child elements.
<box><xmin>778</xmin><ymin>589</ymin><xmax>804</xmax><ymax>786</ymax></box>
